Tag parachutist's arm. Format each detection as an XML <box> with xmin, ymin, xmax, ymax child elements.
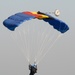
<box><xmin>29</xmin><ymin>64</ymin><xmax>32</xmax><ymax>70</ymax></box>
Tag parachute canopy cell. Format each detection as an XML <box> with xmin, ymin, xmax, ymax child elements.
<box><xmin>3</xmin><ymin>11</ymin><xmax>69</xmax><ymax>33</ymax></box>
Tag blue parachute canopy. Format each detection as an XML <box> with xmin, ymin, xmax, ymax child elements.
<box><xmin>3</xmin><ymin>11</ymin><xmax>69</xmax><ymax>33</ymax></box>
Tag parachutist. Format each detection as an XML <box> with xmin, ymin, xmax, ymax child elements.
<box><xmin>29</xmin><ymin>63</ymin><xmax>37</xmax><ymax>75</ymax></box>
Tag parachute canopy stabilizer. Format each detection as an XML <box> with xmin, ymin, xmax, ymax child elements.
<box><xmin>3</xmin><ymin>11</ymin><xmax>69</xmax><ymax>33</ymax></box>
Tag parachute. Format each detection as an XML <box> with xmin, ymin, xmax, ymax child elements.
<box><xmin>3</xmin><ymin>11</ymin><xmax>69</xmax><ymax>64</ymax></box>
<box><xmin>3</xmin><ymin>11</ymin><xmax>69</xmax><ymax>33</ymax></box>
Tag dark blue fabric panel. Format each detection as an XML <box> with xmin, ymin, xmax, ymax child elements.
<box><xmin>3</xmin><ymin>13</ymin><xmax>35</xmax><ymax>31</ymax></box>
<box><xmin>43</xmin><ymin>18</ymin><xmax>69</xmax><ymax>33</ymax></box>
<box><xmin>3</xmin><ymin>19</ymin><xmax>21</xmax><ymax>31</ymax></box>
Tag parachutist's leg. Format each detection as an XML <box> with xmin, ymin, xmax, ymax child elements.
<box><xmin>29</xmin><ymin>72</ymin><xmax>34</xmax><ymax>75</ymax></box>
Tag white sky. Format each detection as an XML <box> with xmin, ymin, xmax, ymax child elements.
<box><xmin>0</xmin><ymin>0</ymin><xmax>75</xmax><ymax>75</ymax></box>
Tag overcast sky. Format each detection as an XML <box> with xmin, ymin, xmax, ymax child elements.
<box><xmin>0</xmin><ymin>0</ymin><xmax>75</xmax><ymax>75</ymax></box>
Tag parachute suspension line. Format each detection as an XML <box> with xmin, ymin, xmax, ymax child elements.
<box><xmin>34</xmin><ymin>25</ymin><xmax>41</xmax><ymax>63</ymax></box>
<box><xmin>18</xmin><ymin>30</ymin><xmax>30</xmax><ymax>62</ymax></box>
<box><xmin>10</xmin><ymin>33</ymin><xmax>21</xmax><ymax>50</ymax></box>
<box><xmin>27</xmin><ymin>24</ymin><xmax>30</xmax><ymax>62</ymax></box>
<box><xmin>20</xmin><ymin>24</ymin><xmax>32</xmax><ymax>63</ymax></box>
<box><xmin>28</xmin><ymin>24</ymin><xmax>38</xmax><ymax>63</ymax></box>
<box><xmin>11</xmin><ymin>29</ymin><xmax>30</xmax><ymax>63</ymax></box>
<box><xmin>34</xmin><ymin>26</ymin><xmax>53</xmax><ymax>62</ymax></box>
<box><xmin>10</xmin><ymin>32</ymin><xmax>28</xmax><ymax>61</ymax></box>
<box><xmin>21</xmin><ymin>29</ymin><xmax>30</xmax><ymax>63</ymax></box>
<box><xmin>34</xmin><ymin>26</ymin><xmax>50</xmax><ymax>62</ymax></box>
<box><xmin>37</xmin><ymin>34</ymin><xmax>62</xmax><ymax>64</ymax></box>
<box><xmin>36</xmin><ymin>31</ymin><xmax>54</xmax><ymax>60</ymax></box>
<box><xmin>32</xmin><ymin>24</ymin><xmax>39</xmax><ymax>63</ymax></box>
<box><xmin>35</xmin><ymin>32</ymin><xmax>56</xmax><ymax>63</ymax></box>
<box><xmin>30</xmin><ymin>25</ymin><xmax>35</xmax><ymax>63</ymax></box>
